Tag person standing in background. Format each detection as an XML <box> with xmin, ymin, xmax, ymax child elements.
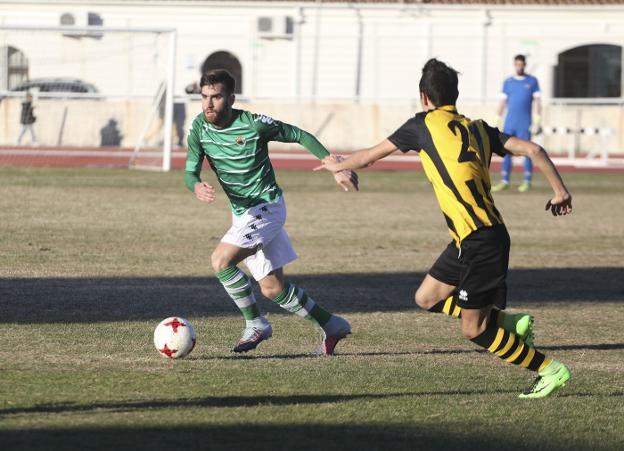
<box><xmin>492</xmin><ymin>55</ymin><xmax>541</xmax><ymax>193</ymax></box>
<box><xmin>17</xmin><ymin>93</ymin><xmax>37</xmax><ymax>146</ymax></box>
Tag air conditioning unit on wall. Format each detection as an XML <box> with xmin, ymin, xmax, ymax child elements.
<box><xmin>60</xmin><ymin>12</ymin><xmax>103</xmax><ymax>39</ymax></box>
<box><xmin>257</xmin><ymin>16</ymin><xmax>294</xmax><ymax>39</ymax></box>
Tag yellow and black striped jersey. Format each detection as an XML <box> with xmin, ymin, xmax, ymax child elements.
<box><xmin>388</xmin><ymin>105</ymin><xmax>510</xmax><ymax>246</ymax></box>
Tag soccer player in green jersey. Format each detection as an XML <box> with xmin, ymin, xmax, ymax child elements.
<box><xmin>317</xmin><ymin>59</ymin><xmax>573</xmax><ymax>398</ymax></box>
<box><xmin>186</xmin><ymin>69</ymin><xmax>357</xmax><ymax>354</ymax></box>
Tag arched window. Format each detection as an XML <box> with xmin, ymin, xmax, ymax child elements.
<box><xmin>555</xmin><ymin>44</ymin><xmax>621</xmax><ymax>98</ymax></box>
<box><xmin>1</xmin><ymin>46</ymin><xmax>29</xmax><ymax>90</ymax></box>
<box><xmin>201</xmin><ymin>51</ymin><xmax>243</xmax><ymax>94</ymax></box>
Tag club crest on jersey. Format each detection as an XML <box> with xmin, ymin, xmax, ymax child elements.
<box><xmin>236</xmin><ymin>136</ymin><xmax>246</xmax><ymax>145</ymax></box>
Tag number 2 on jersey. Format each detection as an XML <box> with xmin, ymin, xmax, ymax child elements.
<box><xmin>448</xmin><ymin>120</ymin><xmax>477</xmax><ymax>163</ymax></box>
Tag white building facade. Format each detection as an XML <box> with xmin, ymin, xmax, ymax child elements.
<box><xmin>1</xmin><ymin>0</ymin><xmax>623</xmax><ymax>153</ymax></box>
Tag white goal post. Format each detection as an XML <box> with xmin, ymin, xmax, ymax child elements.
<box><xmin>0</xmin><ymin>24</ymin><xmax>177</xmax><ymax>171</ymax></box>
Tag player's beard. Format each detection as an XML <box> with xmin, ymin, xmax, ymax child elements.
<box><xmin>203</xmin><ymin>109</ymin><xmax>220</xmax><ymax>124</ymax></box>
<box><xmin>204</xmin><ymin>107</ymin><xmax>230</xmax><ymax>128</ymax></box>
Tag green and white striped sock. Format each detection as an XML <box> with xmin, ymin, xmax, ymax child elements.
<box><xmin>216</xmin><ymin>266</ymin><xmax>263</xmax><ymax>326</ymax></box>
<box><xmin>272</xmin><ymin>283</ymin><xmax>332</xmax><ymax>327</ymax></box>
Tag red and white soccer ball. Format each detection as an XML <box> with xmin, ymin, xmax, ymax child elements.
<box><xmin>153</xmin><ymin>317</ymin><xmax>196</xmax><ymax>359</ymax></box>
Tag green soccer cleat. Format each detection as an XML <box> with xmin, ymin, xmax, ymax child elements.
<box><xmin>518</xmin><ymin>182</ymin><xmax>531</xmax><ymax>193</ymax></box>
<box><xmin>491</xmin><ymin>182</ymin><xmax>510</xmax><ymax>193</ymax></box>
<box><xmin>519</xmin><ymin>361</ymin><xmax>571</xmax><ymax>399</ymax></box>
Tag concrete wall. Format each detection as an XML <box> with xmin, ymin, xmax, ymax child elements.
<box><xmin>2</xmin><ymin>96</ymin><xmax>622</xmax><ymax>155</ymax></box>
<box><xmin>1</xmin><ymin>1</ymin><xmax>623</xmax><ymax>152</ymax></box>
<box><xmin>2</xmin><ymin>1</ymin><xmax>624</xmax><ymax>100</ymax></box>
<box><xmin>0</xmin><ymin>97</ymin><xmax>154</xmax><ymax>147</ymax></box>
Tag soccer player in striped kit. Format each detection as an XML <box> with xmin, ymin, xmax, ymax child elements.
<box><xmin>318</xmin><ymin>59</ymin><xmax>573</xmax><ymax>398</ymax></box>
<box><xmin>185</xmin><ymin>70</ymin><xmax>356</xmax><ymax>355</ymax></box>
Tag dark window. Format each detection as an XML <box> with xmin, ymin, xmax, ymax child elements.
<box><xmin>555</xmin><ymin>44</ymin><xmax>622</xmax><ymax>98</ymax></box>
<box><xmin>3</xmin><ymin>46</ymin><xmax>29</xmax><ymax>90</ymax></box>
<box><xmin>285</xmin><ymin>17</ymin><xmax>294</xmax><ymax>35</ymax></box>
<box><xmin>201</xmin><ymin>51</ymin><xmax>243</xmax><ymax>94</ymax></box>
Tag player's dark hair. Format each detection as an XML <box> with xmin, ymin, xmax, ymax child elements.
<box><xmin>514</xmin><ymin>54</ymin><xmax>526</xmax><ymax>63</ymax></box>
<box><xmin>419</xmin><ymin>58</ymin><xmax>459</xmax><ymax>106</ymax></box>
<box><xmin>200</xmin><ymin>69</ymin><xmax>235</xmax><ymax>95</ymax></box>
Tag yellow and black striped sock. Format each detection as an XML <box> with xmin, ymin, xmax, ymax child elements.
<box><xmin>428</xmin><ymin>295</ymin><xmax>462</xmax><ymax>318</ymax></box>
<box><xmin>429</xmin><ymin>300</ymin><xmax>517</xmax><ymax>330</ymax></box>
<box><xmin>470</xmin><ymin>320</ymin><xmax>552</xmax><ymax>372</ymax></box>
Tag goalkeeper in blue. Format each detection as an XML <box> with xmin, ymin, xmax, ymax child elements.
<box><xmin>185</xmin><ymin>69</ymin><xmax>356</xmax><ymax>355</ymax></box>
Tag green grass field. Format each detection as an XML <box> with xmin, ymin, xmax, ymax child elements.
<box><xmin>1</xmin><ymin>167</ymin><xmax>623</xmax><ymax>451</ymax></box>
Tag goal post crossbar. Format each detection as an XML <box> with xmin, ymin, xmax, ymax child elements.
<box><xmin>1</xmin><ymin>24</ymin><xmax>177</xmax><ymax>172</ymax></box>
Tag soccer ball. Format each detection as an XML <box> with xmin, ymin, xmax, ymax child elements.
<box><xmin>153</xmin><ymin>317</ymin><xmax>196</xmax><ymax>359</ymax></box>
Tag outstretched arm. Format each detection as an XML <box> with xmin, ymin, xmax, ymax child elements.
<box><xmin>297</xmin><ymin>130</ymin><xmax>359</xmax><ymax>191</ymax></box>
<box><xmin>314</xmin><ymin>139</ymin><xmax>398</xmax><ymax>173</ymax></box>
<box><xmin>503</xmin><ymin>137</ymin><xmax>572</xmax><ymax>216</ymax></box>
<box><xmin>263</xmin><ymin>117</ymin><xmax>359</xmax><ymax>191</ymax></box>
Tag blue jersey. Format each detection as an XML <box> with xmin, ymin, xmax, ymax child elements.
<box><xmin>502</xmin><ymin>75</ymin><xmax>540</xmax><ymax>133</ymax></box>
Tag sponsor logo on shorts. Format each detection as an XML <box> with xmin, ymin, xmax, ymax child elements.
<box><xmin>459</xmin><ymin>290</ymin><xmax>468</xmax><ymax>302</ymax></box>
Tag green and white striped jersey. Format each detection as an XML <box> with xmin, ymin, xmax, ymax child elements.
<box><xmin>185</xmin><ymin>109</ymin><xmax>330</xmax><ymax>215</ymax></box>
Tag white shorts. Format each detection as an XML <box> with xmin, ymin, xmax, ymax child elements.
<box><xmin>221</xmin><ymin>196</ymin><xmax>298</xmax><ymax>281</ymax></box>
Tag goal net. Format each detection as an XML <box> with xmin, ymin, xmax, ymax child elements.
<box><xmin>0</xmin><ymin>25</ymin><xmax>176</xmax><ymax>171</ymax></box>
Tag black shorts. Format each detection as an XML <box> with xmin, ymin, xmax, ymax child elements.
<box><xmin>428</xmin><ymin>225</ymin><xmax>510</xmax><ymax>310</ymax></box>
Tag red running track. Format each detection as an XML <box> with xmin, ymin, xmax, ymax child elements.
<box><xmin>1</xmin><ymin>145</ymin><xmax>624</xmax><ymax>173</ymax></box>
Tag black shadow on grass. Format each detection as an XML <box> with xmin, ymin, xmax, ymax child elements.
<box><xmin>558</xmin><ymin>391</ymin><xmax>624</xmax><ymax>398</ymax></box>
<box><xmin>0</xmin><ymin>422</ymin><xmax>606</xmax><ymax>451</ymax></box>
<box><xmin>539</xmin><ymin>343</ymin><xmax>624</xmax><ymax>351</ymax></box>
<box><xmin>0</xmin><ymin>390</ymin><xmax>519</xmax><ymax>418</ymax></box>
<box><xmin>197</xmin><ymin>349</ymin><xmax>484</xmax><ymax>361</ymax></box>
<box><xmin>197</xmin><ymin>345</ymin><xmax>624</xmax><ymax>361</ymax></box>
<box><xmin>2</xmin><ymin>388</ymin><xmax>622</xmax><ymax>419</ymax></box>
<box><xmin>1</xmin><ymin>267</ymin><xmax>623</xmax><ymax>323</ymax></box>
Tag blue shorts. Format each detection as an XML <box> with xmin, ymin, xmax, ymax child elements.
<box><xmin>503</xmin><ymin>128</ymin><xmax>531</xmax><ymax>141</ymax></box>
